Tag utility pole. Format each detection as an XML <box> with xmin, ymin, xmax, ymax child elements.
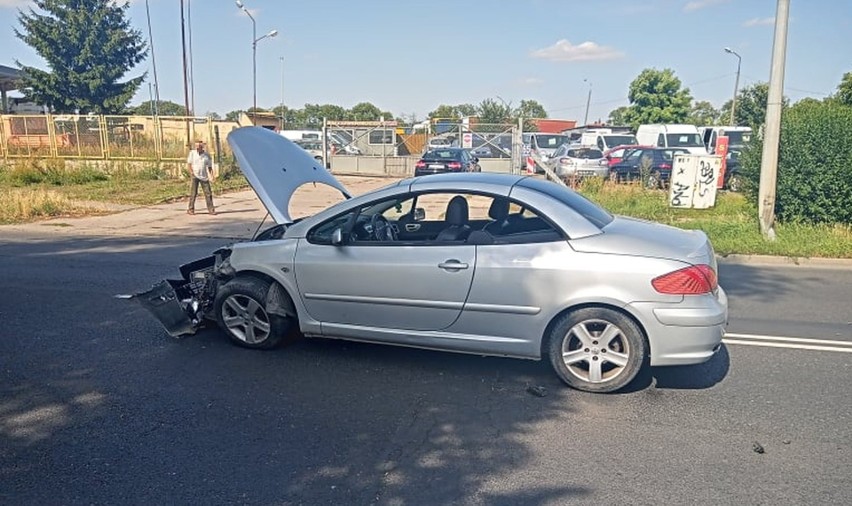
<box><xmin>280</xmin><ymin>56</ymin><xmax>285</xmax><ymax>130</ymax></box>
<box><xmin>180</xmin><ymin>0</ymin><xmax>191</xmax><ymax>145</ymax></box>
<box><xmin>583</xmin><ymin>79</ymin><xmax>592</xmax><ymax>126</ymax></box>
<box><xmin>144</xmin><ymin>0</ymin><xmax>160</xmax><ymax>115</ymax></box>
<box><xmin>758</xmin><ymin>0</ymin><xmax>790</xmax><ymax>240</ymax></box>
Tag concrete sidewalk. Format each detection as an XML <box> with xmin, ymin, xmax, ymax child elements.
<box><xmin>0</xmin><ymin>176</ymin><xmax>396</xmax><ymax>241</ymax></box>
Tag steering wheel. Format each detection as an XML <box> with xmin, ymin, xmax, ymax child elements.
<box><xmin>370</xmin><ymin>214</ymin><xmax>397</xmax><ymax>241</ymax></box>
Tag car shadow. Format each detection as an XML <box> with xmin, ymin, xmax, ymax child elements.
<box><xmin>621</xmin><ymin>344</ymin><xmax>731</xmax><ymax>392</ymax></box>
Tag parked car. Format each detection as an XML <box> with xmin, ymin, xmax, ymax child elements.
<box><xmin>602</xmin><ymin>144</ymin><xmax>652</xmax><ymax>167</ymax></box>
<box><xmin>522</xmin><ymin>133</ymin><xmax>570</xmax><ymax>172</ymax></box>
<box><xmin>134</xmin><ymin>126</ymin><xmax>728</xmax><ymax>394</ymax></box>
<box><xmin>723</xmin><ymin>151</ymin><xmax>743</xmax><ymax>192</ymax></box>
<box><xmin>294</xmin><ymin>140</ymin><xmax>325</xmax><ymax>162</ymax></box>
<box><xmin>426</xmin><ymin>137</ymin><xmax>456</xmax><ymax>151</ymax></box>
<box><xmin>414</xmin><ymin>147</ymin><xmax>480</xmax><ymax>176</ymax></box>
<box><xmin>609</xmin><ymin>147</ymin><xmax>689</xmax><ymax>188</ymax></box>
<box><xmin>545</xmin><ymin>145</ymin><xmax>608</xmax><ymax>179</ymax></box>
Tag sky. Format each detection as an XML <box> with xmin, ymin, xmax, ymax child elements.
<box><xmin>1</xmin><ymin>0</ymin><xmax>850</xmax><ymax>123</ymax></box>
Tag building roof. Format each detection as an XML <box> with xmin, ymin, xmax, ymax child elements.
<box><xmin>0</xmin><ymin>64</ymin><xmax>23</xmax><ymax>92</ymax></box>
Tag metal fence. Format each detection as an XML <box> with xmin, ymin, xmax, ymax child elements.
<box><xmin>0</xmin><ymin>114</ymin><xmax>236</xmax><ymax>161</ymax></box>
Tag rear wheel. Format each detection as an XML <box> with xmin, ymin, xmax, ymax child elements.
<box><xmin>214</xmin><ymin>277</ymin><xmax>294</xmax><ymax>349</ymax></box>
<box><xmin>547</xmin><ymin>308</ymin><xmax>646</xmax><ymax>393</ymax></box>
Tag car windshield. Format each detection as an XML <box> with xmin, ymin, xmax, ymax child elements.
<box><xmin>724</xmin><ymin>131</ymin><xmax>751</xmax><ymax>146</ymax></box>
<box><xmin>566</xmin><ymin>148</ymin><xmax>603</xmax><ymax>159</ymax></box>
<box><xmin>423</xmin><ymin>149</ymin><xmax>461</xmax><ymax>160</ymax></box>
<box><xmin>604</xmin><ymin>135</ymin><xmax>637</xmax><ymax>146</ymax></box>
<box><xmin>518</xmin><ymin>178</ymin><xmax>613</xmax><ymax>229</ymax></box>
<box><xmin>535</xmin><ymin>135</ymin><xmax>569</xmax><ymax>148</ymax></box>
<box><xmin>430</xmin><ymin>138</ymin><xmax>450</xmax><ymax>146</ymax></box>
<box><xmin>666</xmin><ymin>133</ymin><xmax>703</xmax><ymax>147</ymax></box>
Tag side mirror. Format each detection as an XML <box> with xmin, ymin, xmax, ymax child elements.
<box><xmin>413</xmin><ymin>207</ymin><xmax>426</xmax><ymax>222</ymax></box>
<box><xmin>331</xmin><ymin>228</ymin><xmax>344</xmax><ymax>246</ymax></box>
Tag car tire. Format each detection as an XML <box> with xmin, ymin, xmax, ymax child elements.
<box><xmin>726</xmin><ymin>173</ymin><xmax>742</xmax><ymax>192</ymax></box>
<box><xmin>644</xmin><ymin>171</ymin><xmax>661</xmax><ymax>190</ymax></box>
<box><xmin>214</xmin><ymin>276</ymin><xmax>294</xmax><ymax>350</ymax></box>
<box><xmin>547</xmin><ymin>307</ymin><xmax>647</xmax><ymax>393</ymax></box>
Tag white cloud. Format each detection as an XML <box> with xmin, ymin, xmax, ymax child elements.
<box><xmin>683</xmin><ymin>0</ymin><xmax>729</xmax><ymax>12</ymax></box>
<box><xmin>743</xmin><ymin>17</ymin><xmax>775</xmax><ymax>27</ymax></box>
<box><xmin>519</xmin><ymin>77</ymin><xmax>543</xmax><ymax>85</ymax></box>
<box><xmin>530</xmin><ymin>39</ymin><xmax>624</xmax><ymax>62</ymax></box>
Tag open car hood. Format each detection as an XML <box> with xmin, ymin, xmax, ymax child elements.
<box><xmin>227</xmin><ymin>126</ymin><xmax>351</xmax><ymax>224</ymax></box>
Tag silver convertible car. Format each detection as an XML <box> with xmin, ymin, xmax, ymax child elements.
<box><xmin>135</xmin><ymin>127</ymin><xmax>728</xmax><ymax>393</ymax></box>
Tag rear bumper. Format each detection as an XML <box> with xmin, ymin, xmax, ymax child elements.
<box><xmin>632</xmin><ymin>287</ymin><xmax>728</xmax><ymax>366</ymax></box>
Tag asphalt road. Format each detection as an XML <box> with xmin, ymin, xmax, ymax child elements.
<box><xmin>1</xmin><ymin>232</ymin><xmax>850</xmax><ymax>505</ymax></box>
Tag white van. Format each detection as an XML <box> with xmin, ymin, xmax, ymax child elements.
<box><xmin>699</xmin><ymin>126</ymin><xmax>752</xmax><ymax>154</ymax></box>
<box><xmin>580</xmin><ymin>129</ymin><xmax>639</xmax><ymax>151</ymax></box>
<box><xmin>522</xmin><ymin>133</ymin><xmax>570</xmax><ymax>166</ymax></box>
<box><xmin>635</xmin><ymin>124</ymin><xmax>706</xmax><ymax>155</ymax></box>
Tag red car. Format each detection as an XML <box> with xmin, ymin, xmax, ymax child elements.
<box><xmin>603</xmin><ymin>144</ymin><xmax>652</xmax><ymax>167</ymax></box>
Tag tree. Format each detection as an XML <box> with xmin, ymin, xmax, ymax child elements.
<box><xmin>516</xmin><ymin>99</ymin><xmax>547</xmax><ymax>119</ymax></box>
<box><xmin>687</xmin><ymin>100</ymin><xmax>720</xmax><ymax>126</ymax></box>
<box><xmin>130</xmin><ymin>100</ymin><xmax>187</xmax><ymax>116</ymax></box>
<box><xmin>225</xmin><ymin>110</ymin><xmax>244</xmax><ymax>122</ymax></box>
<box><xmin>15</xmin><ymin>0</ymin><xmax>147</xmax><ymax>114</ymax></box>
<box><xmin>607</xmin><ymin>106</ymin><xmax>629</xmax><ymax>125</ymax></box>
<box><xmin>718</xmin><ymin>82</ymin><xmax>787</xmax><ymax>130</ymax></box>
<box><xmin>477</xmin><ymin>98</ymin><xmax>513</xmax><ymax>125</ymax></box>
<box><xmin>621</xmin><ymin>68</ymin><xmax>692</xmax><ymax>130</ymax></box>
<box><xmin>348</xmin><ymin>102</ymin><xmax>383</xmax><ymax>121</ymax></box>
<box><xmin>833</xmin><ymin>71</ymin><xmax>852</xmax><ymax>106</ymax></box>
<box><xmin>428</xmin><ymin>103</ymin><xmax>476</xmax><ymax>120</ymax></box>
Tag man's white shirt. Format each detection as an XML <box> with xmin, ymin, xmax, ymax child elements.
<box><xmin>187</xmin><ymin>150</ymin><xmax>212</xmax><ymax>181</ymax></box>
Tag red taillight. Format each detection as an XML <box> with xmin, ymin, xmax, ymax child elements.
<box><xmin>415</xmin><ymin>160</ymin><xmax>426</xmax><ymax>168</ymax></box>
<box><xmin>659</xmin><ymin>163</ymin><xmax>672</xmax><ymax>170</ymax></box>
<box><xmin>652</xmin><ymin>265</ymin><xmax>717</xmax><ymax>295</ymax></box>
<box><xmin>447</xmin><ymin>161</ymin><xmax>462</xmax><ymax>170</ymax></box>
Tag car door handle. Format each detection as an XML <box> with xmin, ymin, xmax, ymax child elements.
<box><xmin>405</xmin><ymin>224</ymin><xmax>420</xmax><ymax>232</ymax></box>
<box><xmin>438</xmin><ymin>260</ymin><xmax>469</xmax><ymax>271</ymax></box>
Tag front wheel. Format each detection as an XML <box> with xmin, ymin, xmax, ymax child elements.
<box><xmin>726</xmin><ymin>173</ymin><xmax>742</xmax><ymax>192</ymax></box>
<box><xmin>213</xmin><ymin>277</ymin><xmax>294</xmax><ymax>349</ymax></box>
<box><xmin>644</xmin><ymin>171</ymin><xmax>661</xmax><ymax>190</ymax></box>
<box><xmin>547</xmin><ymin>308</ymin><xmax>647</xmax><ymax>393</ymax></box>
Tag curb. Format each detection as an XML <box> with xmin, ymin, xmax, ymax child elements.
<box><xmin>718</xmin><ymin>254</ymin><xmax>852</xmax><ymax>269</ymax></box>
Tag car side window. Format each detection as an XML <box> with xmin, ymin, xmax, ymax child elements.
<box><xmin>656</xmin><ymin>134</ymin><xmax>665</xmax><ymax>147</ymax></box>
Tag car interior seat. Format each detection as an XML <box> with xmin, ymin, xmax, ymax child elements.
<box><xmin>435</xmin><ymin>196</ymin><xmax>471</xmax><ymax>241</ymax></box>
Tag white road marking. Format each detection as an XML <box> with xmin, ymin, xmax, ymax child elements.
<box><xmin>723</xmin><ymin>333</ymin><xmax>852</xmax><ymax>353</ymax></box>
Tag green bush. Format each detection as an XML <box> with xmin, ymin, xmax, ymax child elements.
<box><xmin>740</xmin><ymin>101</ymin><xmax>852</xmax><ymax>224</ymax></box>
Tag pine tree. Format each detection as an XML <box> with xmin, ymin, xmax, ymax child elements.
<box><xmin>15</xmin><ymin>0</ymin><xmax>148</xmax><ymax>114</ymax></box>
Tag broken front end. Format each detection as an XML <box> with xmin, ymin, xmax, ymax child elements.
<box><xmin>134</xmin><ymin>248</ymin><xmax>236</xmax><ymax>337</ymax></box>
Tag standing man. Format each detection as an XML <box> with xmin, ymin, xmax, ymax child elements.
<box><xmin>186</xmin><ymin>140</ymin><xmax>215</xmax><ymax>215</ymax></box>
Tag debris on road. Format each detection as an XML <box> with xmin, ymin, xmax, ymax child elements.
<box><xmin>752</xmin><ymin>441</ymin><xmax>766</xmax><ymax>454</ymax></box>
<box><xmin>526</xmin><ymin>385</ymin><xmax>547</xmax><ymax>397</ymax></box>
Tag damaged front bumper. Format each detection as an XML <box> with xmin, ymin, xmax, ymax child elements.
<box><xmin>132</xmin><ymin>249</ymin><xmax>235</xmax><ymax>337</ymax></box>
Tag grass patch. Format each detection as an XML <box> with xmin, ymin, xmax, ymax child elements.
<box><xmin>0</xmin><ymin>187</ymin><xmax>101</xmax><ymax>224</ymax></box>
<box><xmin>0</xmin><ymin>159</ymin><xmax>249</xmax><ymax>221</ymax></box>
<box><xmin>578</xmin><ymin>179</ymin><xmax>852</xmax><ymax>258</ymax></box>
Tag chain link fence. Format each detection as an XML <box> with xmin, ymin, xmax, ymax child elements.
<box><xmin>0</xmin><ymin>114</ymin><xmax>237</xmax><ymax>162</ymax></box>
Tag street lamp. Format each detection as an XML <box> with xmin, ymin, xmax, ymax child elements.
<box><xmin>236</xmin><ymin>0</ymin><xmax>277</xmax><ymax>116</ymax></box>
<box><xmin>724</xmin><ymin>47</ymin><xmax>742</xmax><ymax>125</ymax></box>
<box><xmin>583</xmin><ymin>79</ymin><xmax>592</xmax><ymax>126</ymax></box>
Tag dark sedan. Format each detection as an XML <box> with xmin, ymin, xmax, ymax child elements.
<box><xmin>414</xmin><ymin>147</ymin><xmax>481</xmax><ymax>177</ymax></box>
<box><xmin>609</xmin><ymin>147</ymin><xmax>689</xmax><ymax>188</ymax></box>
